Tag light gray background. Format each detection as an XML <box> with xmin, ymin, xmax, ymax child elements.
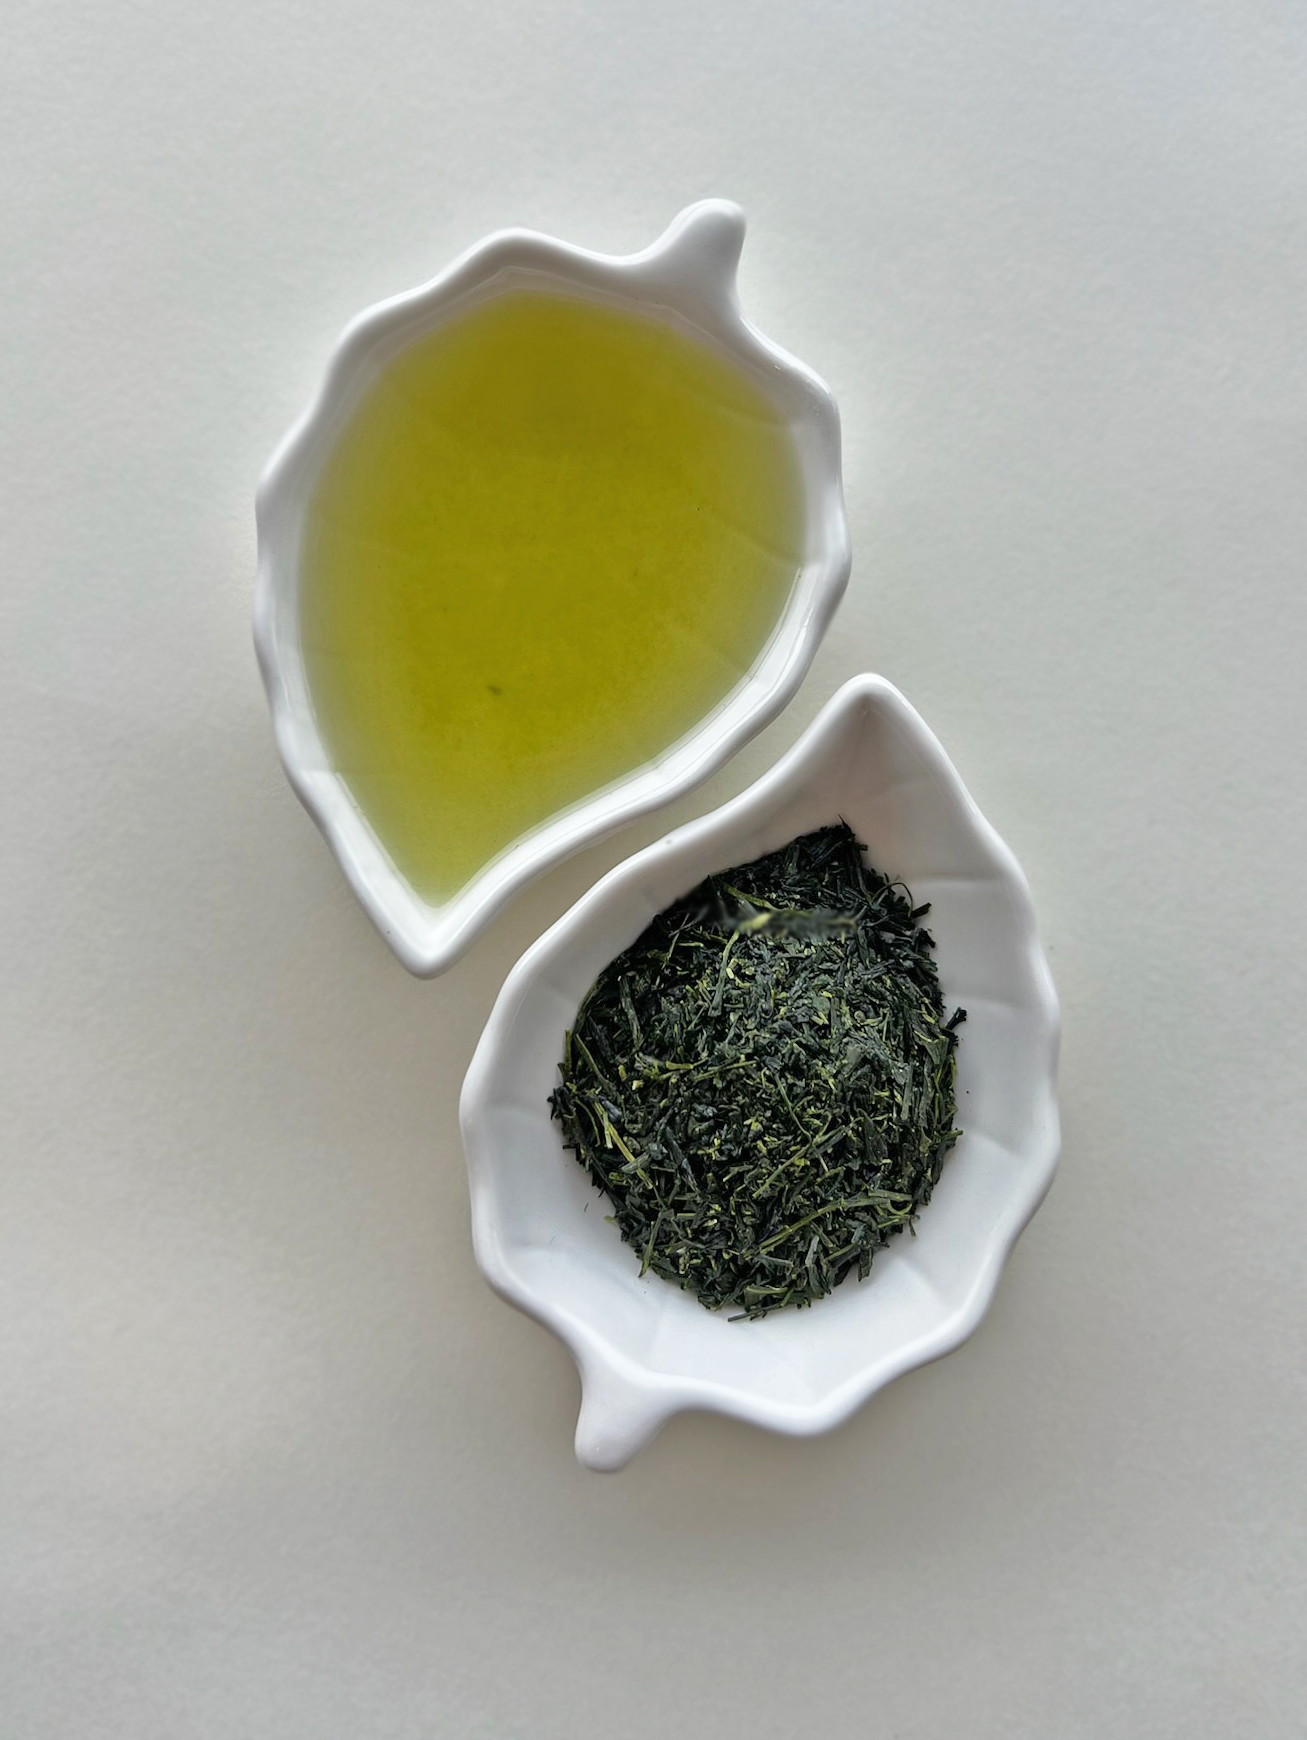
<box><xmin>3</xmin><ymin>3</ymin><xmax>1304</xmax><ymax>1735</ymax></box>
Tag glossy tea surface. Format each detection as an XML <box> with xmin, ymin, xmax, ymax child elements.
<box><xmin>300</xmin><ymin>288</ymin><xmax>805</xmax><ymax>901</ymax></box>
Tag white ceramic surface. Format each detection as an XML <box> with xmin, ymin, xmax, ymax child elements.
<box><xmin>254</xmin><ymin>200</ymin><xmax>850</xmax><ymax>976</ymax></box>
<box><xmin>461</xmin><ymin>675</ymin><xmax>1060</xmax><ymax>1470</ymax></box>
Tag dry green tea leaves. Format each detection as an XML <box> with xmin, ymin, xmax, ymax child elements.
<box><xmin>549</xmin><ymin>824</ymin><xmax>965</xmax><ymax>1319</ymax></box>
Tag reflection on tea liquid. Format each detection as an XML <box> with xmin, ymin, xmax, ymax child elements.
<box><xmin>300</xmin><ymin>289</ymin><xmax>805</xmax><ymax>902</ymax></box>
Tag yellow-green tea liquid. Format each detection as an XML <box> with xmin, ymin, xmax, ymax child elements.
<box><xmin>299</xmin><ymin>288</ymin><xmax>805</xmax><ymax>902</ymax></box>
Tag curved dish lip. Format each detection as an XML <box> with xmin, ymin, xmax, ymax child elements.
<box><xmin>254</xmin><ymin>199</ymin><xmax>851</xmax><ymax>975</ymax></box>
<box><xmin>460</xmin><ymin>675</ymin><xmax>1061</xmax><ymax>1470</ymax></box>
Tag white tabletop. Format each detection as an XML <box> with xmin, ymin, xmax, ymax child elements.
<box><xmin>3</xmin><ymin>4</ymin><xmax>1304</xmax><ymax>1735</ymax></box>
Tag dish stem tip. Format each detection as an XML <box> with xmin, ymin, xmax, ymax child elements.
<box><xmin>574</xmin><ymin>1363</ymin><xmax>668</xmax><ymax>1472</ymax></box>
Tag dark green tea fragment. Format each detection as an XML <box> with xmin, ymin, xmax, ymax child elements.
<box><xmin>549</xmin><ymin>824</ymin><xmax>965</xmax><ymax>1320</ymax></box>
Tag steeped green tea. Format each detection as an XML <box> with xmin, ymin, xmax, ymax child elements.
<box><xmin>299</xmin><ymin>288</ymin><xmax>805</xmax><ymax>902</ymax></box>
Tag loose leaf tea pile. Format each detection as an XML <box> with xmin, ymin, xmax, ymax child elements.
<box><xmin>549</xmin><ymin>824</ymin><xmax>965</xmax><ymax>1319</ymax></box>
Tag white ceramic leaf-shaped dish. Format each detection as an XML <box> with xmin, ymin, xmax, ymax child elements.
<box><xmin>460</xmin><ymin>675</ymin><xmax>1060</xmax><ymax>1469</ymax></box>
<box><xmin>254</xmin><ymin>200</ymin><xmax>849</xmax><ymax>975</ymax></box>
